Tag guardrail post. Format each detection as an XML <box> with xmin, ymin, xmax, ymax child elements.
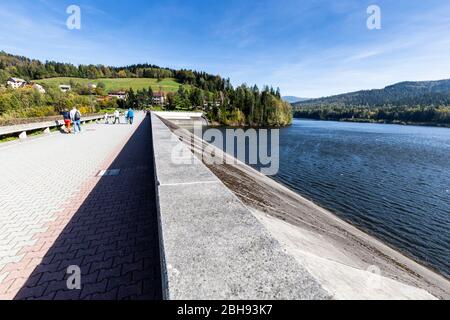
<box><xmin>43</xmin><ymin>127</ymin><xmax>51</xmax><ymax>134</ymax></box>
<box><xmin>19</xmin><ymin>131</ymin><xmax>27</xmax><ymax>140</ymax></box>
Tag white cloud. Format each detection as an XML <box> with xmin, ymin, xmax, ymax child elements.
<box><xmin>1</xmin><ymin>0</ymin><xmax>449</xmax><ymax>98</ymax></box>
<box><xmin>264</xmin><ymin>4</ymin><xmax>450</xmax><ymax>97</ymax></box>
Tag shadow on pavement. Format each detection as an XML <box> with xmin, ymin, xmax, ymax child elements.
<box><xmin>15</xmin><ymin>116</ymin><xmax>163</xmax><ymax>300</ymax></box>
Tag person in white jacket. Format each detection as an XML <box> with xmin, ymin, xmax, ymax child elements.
<box><xmin>70</xmin><ymin>107</ymin><xmax>82</xmax><ymax>133</ymax></box>
<box><xmin>114</xmin><ymin>110</ymin><xmax>120</xmax><ymax>124</ymax></box>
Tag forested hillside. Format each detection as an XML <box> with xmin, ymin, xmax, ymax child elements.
<box><xmin>293</xmin><ymin>79</ymin><xmax>450</xmax><ymax>125</ymax></box>
<box><xmin>0</xmin><ymin>51</ymin><xmax>291</xmax><ymax>126</ymax></box>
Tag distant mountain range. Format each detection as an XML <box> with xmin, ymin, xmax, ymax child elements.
<box><xmin>282</xmin><ymin>96</ymin><xmax>310</xmax><ymax>104</ymax></box>
<box><xmin>293</xmin><ymin>79</ymin><xmax>450</xmax><ymax>108</ymax></box>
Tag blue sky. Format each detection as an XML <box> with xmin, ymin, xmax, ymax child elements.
<box><xmin>1</xmin><ymin>0</ymin><xmax>450</xmax><ymax>97</ymax></box>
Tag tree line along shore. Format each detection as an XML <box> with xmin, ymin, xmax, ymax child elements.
<box><xmin>293</xmin><ymin>105</ymin><xmax>450</xmax><ymax>127</ymax></box>
<box><xmin>293</xmin><ymin>79</ymin><xmax>450</xmax><ymax>126</ymax></box>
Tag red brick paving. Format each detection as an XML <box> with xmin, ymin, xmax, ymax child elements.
<box><xmin>0</xmin><ymin>116</ymin><xmax>162</xmax><ymax>300</ymax></box>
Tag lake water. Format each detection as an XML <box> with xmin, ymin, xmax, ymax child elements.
<box><xmin>200</xmin><ymin>119</ymin><xmax>450</xmax><ymax>278</ymax></box>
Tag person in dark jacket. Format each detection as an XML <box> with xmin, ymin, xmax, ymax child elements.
<box><xmin>60</xmin><ymin>109</ymin><xmax>71</xmax><ymax>134</ymax></box>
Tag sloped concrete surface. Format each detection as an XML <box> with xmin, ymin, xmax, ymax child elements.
<box><xmin>253</xmin><ymin>210</ymin><xmax>437</xmax><ymax>300</ymax></box>
<box><xmin>151</xmin><ymin>114</ymin><xmax>330</xmax><ymax>300</ymax></box>
<box><xmin>154</xmin><ymin>112</ymin><xmax>449</xmax><ymax>300</ymax></box>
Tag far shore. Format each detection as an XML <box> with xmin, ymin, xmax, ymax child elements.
<box><xmin>293</xmin><ymin>117</ymin><xmax>450</xmax><ymax>129</ymax></box>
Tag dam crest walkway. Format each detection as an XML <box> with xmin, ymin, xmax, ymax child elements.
<box><xmin>0</xmin><ymin>114</ymin><xmax>162</xmax><ymax>300</ymax></box>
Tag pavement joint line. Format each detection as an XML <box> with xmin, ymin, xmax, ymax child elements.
<box><xmin>159</xmin><ymin>181</ymin><xmax>220</xmax><ymax>187</ymax></box>
<box><xmin>0</xmin><ymin>272</ymin><xmax>9</xmax><ymax>285</ymax></box>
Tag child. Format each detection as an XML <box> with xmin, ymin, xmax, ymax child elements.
<box><xmin>61</xmin><ymin>110</ymin><xmax>71</xmax><ymax>133</ymax></box>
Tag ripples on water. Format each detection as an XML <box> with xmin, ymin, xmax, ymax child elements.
<box><xmin>200</xmin><ymin>119</ymin><xmax>450</xmax><ymax>278</ymax></box>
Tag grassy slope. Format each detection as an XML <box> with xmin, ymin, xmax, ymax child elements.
<box><xmin>36</xmin><ymin>77</ymin><xmax>184</xmax><ymax>92</ymax></box>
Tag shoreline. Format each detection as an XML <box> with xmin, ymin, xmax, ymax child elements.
<box><xmin>209</xmin><ymin>163</ymin><xmax>449</xmax><ymax>299</ymax></box>
<box><xmin>159</xmin><ymin>116</ymin><xmax>450</xmax><ymax>299</ymax></box>
<box><xmin>293</xmin><ymin>117</ymin><xmax>450</xmax><ymax>129</ymax></box>
<box><xmin>262</xmin><ymin>173</ymin><xmax>449</xmax><ymax>280</ymax></box>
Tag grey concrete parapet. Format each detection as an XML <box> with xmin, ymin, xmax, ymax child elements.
<box><xmin>152</xmin><ymin>111</ymin><xmax>208</xmax><ymax>126</ymax></box>
<box><xmin>150</xmin><ymin>113</ymin><xmax>330</xmax><ymax>300</ymax></box>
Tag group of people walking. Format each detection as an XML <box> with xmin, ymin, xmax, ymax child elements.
<box><xmin>60</xmin><ymin>107</ymin><xmax>82</xmax><ymax>134</ymax></box>
<box><xmin>61</xmin><ymin>107</ymin><xmax>135</xmax><ymax>134</ymax></box>
<box><xmin>104</xmin><ymin>109</ymin><xmax>135</xmax><ymax>125</ymax></box>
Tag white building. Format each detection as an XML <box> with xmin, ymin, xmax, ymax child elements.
<box><xmin>108</xmin><ymin>91</ymin><xmax>127</xmax><ymax>100</ymax></box>
<box><xmin>152</xmin><ymin>92</ymin><xmax>165</xmax><ymax>105</ymax></box>
<box><xmin>59</xmin><ymin>85</ymin><xmax>71</xmax><ymax>93</ymax></box>
<box><xmin>6</xmin><ymin>78</ymin><xmax>27</xmax><ymax>89</ymax></box>
<box><xmin>32</xmin><ymin>83</ymin><xmax>46</xmax><ymax>94</ymax></box>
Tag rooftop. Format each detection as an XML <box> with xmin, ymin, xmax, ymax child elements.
<box><xmin>8</xmin><ymin>78</ymin><xmax>26</xmax><ymax>83</ymax></box>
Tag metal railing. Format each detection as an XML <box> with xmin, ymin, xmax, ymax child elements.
<box><xmin>0</xmin><ymin>115</ymin><xmax>104</xmax><ymax>139</ymax></box>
